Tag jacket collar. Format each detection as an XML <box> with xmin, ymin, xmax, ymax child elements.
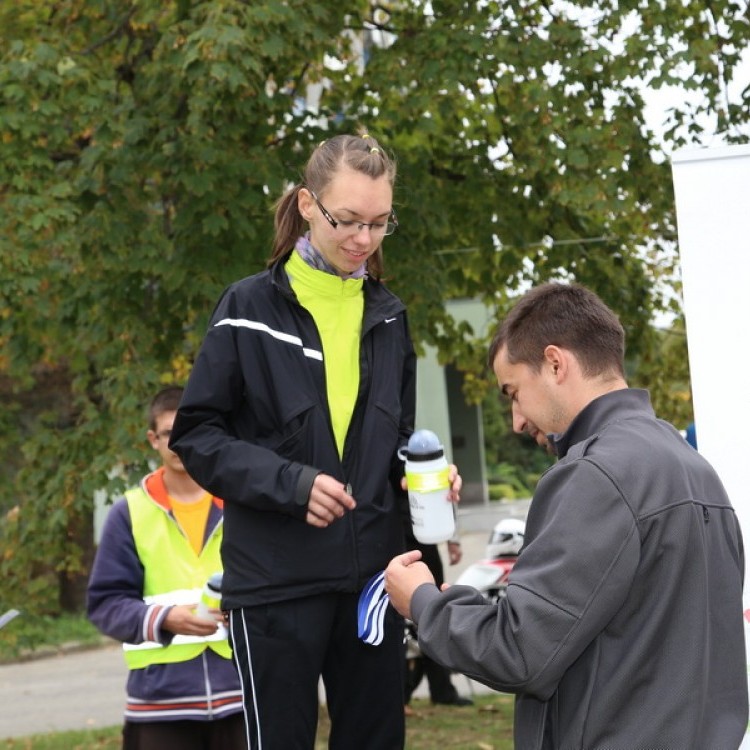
<box><xmin>551</xmin><ymin>388</ymin><xmax>654</xmax><ymax>459</ymax></box>
<box><xmin>142</xmin><ymin>467</ymin><xmax>223</xmax><ymax>513</ymax></box>
<box><xmin>270</xmin><ymin>252</ymin><xmax>406</xmax><ymax>330</ymax></box>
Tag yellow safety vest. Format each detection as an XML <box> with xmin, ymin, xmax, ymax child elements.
<box><xmin>122</xmin><ymin>486</ymin><xmax>232</xmax><ymax>669</ymax></box>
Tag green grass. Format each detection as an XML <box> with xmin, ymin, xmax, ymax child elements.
<box><xmin>401</xmin><ymin>694</ymin><xmax>514</xmax><ymax>750</ymax></box>
<box><xmin>0</xmin><ymin>695</ymin><xmax>514</xmax><ymax>749</ymax></box>
<box><xmin>0</xmin><ymin>727</ymin><xmax>121</xmax><ymax>749</ymax></box>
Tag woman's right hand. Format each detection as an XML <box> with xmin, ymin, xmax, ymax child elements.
<box><xmin>306</xmin><ymin>474</ymin><xmax>356</xmax><ymax>528</ymax></box>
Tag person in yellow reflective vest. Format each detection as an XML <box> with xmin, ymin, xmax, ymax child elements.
<box><xmin>87</xmin><ymin>386</ymin><xmax>245</xmax><ymax>749</ymax></box>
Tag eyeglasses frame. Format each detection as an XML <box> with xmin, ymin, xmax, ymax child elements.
<box><xmin>307</xmin><ymin>189</ymin><xmax>398</xmax><ymax>237</ymax></box>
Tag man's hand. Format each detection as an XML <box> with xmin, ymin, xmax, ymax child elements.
<box><xmin>384</xmin><ymin>550</ymin><xmax>436</xmax><ymax>620</ymax></box>
<box><xmin>162</xmin><ymin>604</ymin><xmax>221</xmax><ymax>637</ymax></box>
<box><xmin>447</xmin><ymin>540</ymin><xmax>462</xmax><ymax>566</ymax></box>
<box><xmin>306</xmin><ymin>474</ymin><xmax>356</xmax><ymax>528</ymax></box>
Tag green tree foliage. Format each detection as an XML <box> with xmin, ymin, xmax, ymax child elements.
<box><xmin>1</xmin><ymin>0</ymin><xmax>372</xmax><ymax>611</ymax></box>
<box><xmin>481</xmin><ymin>388</ymin><xmax>556</xmax><ymax>493</ymax></box>
<box><xmin>1</xmin><ymin>0</ymin><xmax>746</xmax><ymax>612</ymax></box>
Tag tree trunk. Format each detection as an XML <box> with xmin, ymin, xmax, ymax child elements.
<box><xmin>59</xmin><ymin>510</ymin><xmax>95</xmax><ymax>613</ymax></box>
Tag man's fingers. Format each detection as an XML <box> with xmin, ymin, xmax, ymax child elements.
<box><xmin>399</xmin><ymin>549</ymin><xmax>423</xmax><ymax>566</ymax></box>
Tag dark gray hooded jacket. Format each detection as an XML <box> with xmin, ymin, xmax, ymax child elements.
<box><xmin>412</xmin><ymin>389</ymin><xmax>747</xmax><ymax>750</ymax></box>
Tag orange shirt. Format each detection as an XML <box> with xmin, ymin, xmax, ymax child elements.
<box><xmin>143</xmin><ymin>467</ymin><xmax>221</xmax><ymax>556</ymax></box>
<box><xmin>170</xmin><ymin>493</ymin><xmax>212</xmax><ymax>556</ymax></box>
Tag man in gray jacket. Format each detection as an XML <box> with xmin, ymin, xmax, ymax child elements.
<box><xmin>385</xmin><ymin>282</ymin><xmax>748</xmax><ymax>749</ymax></box>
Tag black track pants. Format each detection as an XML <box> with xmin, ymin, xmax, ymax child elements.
<box><xmin>229</xmin><ymin>592</ymin><xmax>405</xmax><ymax>750</ymax></box>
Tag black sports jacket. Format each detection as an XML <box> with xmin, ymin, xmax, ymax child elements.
<box><xmin>171</xmin><ymin>255</ymin><xmax>416</xmax><ymax>609</ymax></box>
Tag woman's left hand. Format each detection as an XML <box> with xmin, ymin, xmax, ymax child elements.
<box><xmin>447</xmin><ymin>464</ymin><xmax>462</xmax><ymax>503</ymax></box>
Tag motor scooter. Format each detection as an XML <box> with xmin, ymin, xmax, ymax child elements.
<box><xmin>403</xmin><ymin>518</ymin><xmax>526</xmax><ymax>662</ymax></box>
<box><xmin>403</xmin><ymin>517</ymin><xmax>527</xmax><ymax>696</ymax></box>
<box><xmin>454</xmin><ymin>518</ymin><xmax>525</xmax><ymax>603</ymax></box>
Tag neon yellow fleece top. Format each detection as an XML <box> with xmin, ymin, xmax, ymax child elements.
<box><xmin>286</xmin><ymin>250</ymin><xmax>363</xmax><ymax>458</ymax></box>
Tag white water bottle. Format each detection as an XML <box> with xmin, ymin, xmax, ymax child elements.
<box><xmin>196</xmin><ymin>572</ymin><xmax>223</xmax><ymax>620</ymax></box>
<box><xmin>398</xmin><ymin>429</ymin><xmax>456</xmax><ymax>544</ymax></box>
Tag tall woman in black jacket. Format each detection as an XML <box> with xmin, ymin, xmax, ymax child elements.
<box><xmin>171</xmin><ymin>133</ymin><xmax>461</xmax><ymax>750</ymax></box>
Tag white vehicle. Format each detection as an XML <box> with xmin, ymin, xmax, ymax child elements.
<box><xmin>454</xmin><ymin>518</ymin><xmax>525</xmax><ymax>603</ymax></box>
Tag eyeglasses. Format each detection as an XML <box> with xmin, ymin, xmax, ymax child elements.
<box><xmin>309</xmin><ymin>190</ymin><xmax>398</xmax><ymax>238</ymax></box>
<box><xmin>156</xmin><ymin>429</ymin><xmax>172</xmax><ymax>440</ymax></box>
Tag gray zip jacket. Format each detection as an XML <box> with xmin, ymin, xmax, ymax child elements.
<box><xmin>411</xmin><ymin>389</ymin><xmax>747</xmax><ymax>749</ymax></box>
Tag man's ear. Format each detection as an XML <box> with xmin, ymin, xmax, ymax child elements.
<box><xmin>146</xmin><ymin>430</ymin><xmax>159</xmax><ymax>451</ymax></box>
<box><xmin>543</xmin><ymin>345</ymin><xmax>566</xmax><ymax>381</ymax></box>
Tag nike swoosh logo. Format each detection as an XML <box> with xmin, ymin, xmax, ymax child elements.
<box><xmin>385</xmin><ymin>317</ymin><xmax>397</xmax><ymax>324</ymax></box>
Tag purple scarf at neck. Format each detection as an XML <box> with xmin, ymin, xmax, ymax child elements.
<box><xmin>294</xmin><ymin>233</ymin><xmax>367</xmax><ymax>279</ymax></box>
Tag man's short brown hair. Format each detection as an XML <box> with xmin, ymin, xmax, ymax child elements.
<box><xmin>488</xmin><ymin>283</ymin><xmax>625</xmax><ymax>379</ymax></box>
<box><xmin>148</xmin><ymin>386</ymin><xmax>183</xmax><ymax>431</ymax></box>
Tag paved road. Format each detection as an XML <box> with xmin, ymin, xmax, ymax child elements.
<box><xmin>0</xmin><ymin>502</ymin><xmax>527</xmax><ymax>739</ymax></box>
<box><xmin>0</xmin><ymin>641</ymin><xmax>128</xmax><ymax>738</ymax></box>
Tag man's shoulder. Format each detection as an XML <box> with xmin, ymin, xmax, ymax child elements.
<box><xmin>122</xmin><ymin>484</ymin><xmax>148</xmax><ymax>503</ymax></box>
<box><xmin>97</xmin><ymin>495</ymin><xmax>136</xmax><ymax>545</ymax></box>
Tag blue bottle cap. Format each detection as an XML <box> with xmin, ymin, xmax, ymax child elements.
<box><xmin>404</xmin><ymin>429</ymin><xmax>444</xmax><ymax>461</ymax></box>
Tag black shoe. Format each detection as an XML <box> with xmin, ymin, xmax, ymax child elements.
<box><xmin>432</xmin><ymin>696</ymin><xmax>474</xmax><ymax>706</ymax></box>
